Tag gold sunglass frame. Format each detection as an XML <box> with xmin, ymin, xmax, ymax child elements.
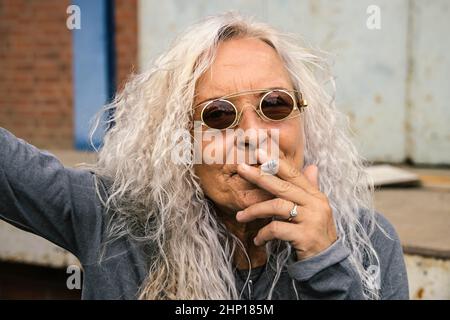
<box><xmin>193</xmin><ymin>88</ymin><xmax>308</xmax><ymax>130</ymax></box>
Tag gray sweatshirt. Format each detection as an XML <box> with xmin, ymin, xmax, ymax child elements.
<box><xmin>0</xmin><ymin>127</ymin><xmax>409</xmax><ymax>300</ymax></box>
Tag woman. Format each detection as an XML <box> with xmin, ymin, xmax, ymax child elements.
<box><xmin>0</xmin><ymin>12</ymin><xmax>408</xmax><ymax>299</ymax></box>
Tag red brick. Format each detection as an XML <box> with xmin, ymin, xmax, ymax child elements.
<box><xmin>0</xmin><ymin>0</ymin><xmax>137</xmax><ymax>149</ymax></box>
<box><xmin>0</xmin><ymin>0</ymin><xmax>73</xmax><ymax>148</ymax></box>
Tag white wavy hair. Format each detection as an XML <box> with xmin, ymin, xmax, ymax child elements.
<box><xmin>85</xmin><ymin>12</ymin><xmax>380</xmax><ymax>299</ymax></box>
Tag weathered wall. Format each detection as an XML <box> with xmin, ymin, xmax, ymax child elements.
<box><xmin>406</xmin><ymin>254</ymin><xmax>450</xmax><ymax>300</ymax></box>
<box><xmin>138</xmin><ymin>0</ymin><xmax>450</xmax><ymax>165</ymax></box>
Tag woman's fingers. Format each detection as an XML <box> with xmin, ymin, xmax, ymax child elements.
<box><xmin>237</xmin><ymin>163</ymin><xmax>314</xmax><ymax>206</ymax></box>
<box><xmin>256</xmin><ymin>149</ymin><xmax>319</xmax><ymax>195</ymax></box>
<box><xmin>235</xmin><ymin>151</ymin><xmax>337</xmax><ymax>260</ymax></box>
<box><xmin>236</xmin><ymin>198</ymin><xmax>303</xmax><ymax>223</ymax></box>
<box><xmin>302</xmin><ymin>164</ymin><xmax>319</xmax><ymax>190</ymax></box>
<box><xmin>253</xmin><ymin>220</ymin><xmax>300</xmax><ymax>246</ymax></box>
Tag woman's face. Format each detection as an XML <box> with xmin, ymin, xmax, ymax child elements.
<box><xmin>193</xmin><ymin>37</ymin><xmax>305</xmax><ymax>215</ymax></box>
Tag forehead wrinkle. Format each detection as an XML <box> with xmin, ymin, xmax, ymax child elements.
<box><xmin>205</xmin><ymin>65</ymin><xmax>292</xmax><ymax>96</ymax></box>
<box><xmin>195</xmin><ymin>40</ymin><xmax>294</xmax><ymax>104</ymax></box>
<box><xmin>194</xmin><ymin>77</ymin><xmax>294</xmax><ymax>107</ymax></box>
<box><xmin>201</xmin><ymin>65</ymin><xmax>290</xmax><ymax>94</ymax></box>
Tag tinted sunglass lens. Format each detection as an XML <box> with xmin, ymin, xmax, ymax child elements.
<box><xmin>202</xmin><ymin>100</ymin><xmax>237</xmax><ymax>129</ymax></box>
<box><xmin>260</xmin><ymin>91</ymin><xmax>295</xmax><ymax>120</ymax></box>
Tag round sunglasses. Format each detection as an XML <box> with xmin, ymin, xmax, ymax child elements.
<box><xmin>193</xmin><ymin>89</ymin><xmax>308</xmax><ymax>130</ymax></box>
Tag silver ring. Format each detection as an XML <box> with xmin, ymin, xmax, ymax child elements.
<box><xmin>288</xmin><ymin>204</ymin><xmax>298</xmax><ymax>222</ymax></box>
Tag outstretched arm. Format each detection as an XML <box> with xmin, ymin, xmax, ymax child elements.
<box><xmin>0</xmin><ymin>127</ymin><xmax>105</xmax><ymax>263</ymax></box>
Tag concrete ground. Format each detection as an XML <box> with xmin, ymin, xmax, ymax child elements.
<box><xmin>373</xmin><ymin>165</ymin><xmax>450</xmax><ymax>299</ymax></box>
<box><xmin>375</xmin><ymin>175</ymin><xmax>450</xmax><ymax>259</ymax></box>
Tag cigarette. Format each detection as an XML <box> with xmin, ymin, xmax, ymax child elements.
<box><xmin>260</xmin><ymin>159</ymin><xmax>279</xmax><ymax>175</ymax></box>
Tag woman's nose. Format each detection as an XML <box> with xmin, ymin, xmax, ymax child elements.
<box><xmin>235</xmin><ymin>104</ymin><xmax>269</xmax><ymax>153</ymax></box>
<box><xmin>236</xmin><ymin>103</ymin><xmax>265</xmax><ymax>131</ymax></box>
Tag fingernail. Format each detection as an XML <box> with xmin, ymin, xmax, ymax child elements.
<box><xmin>236</xmin><ymin>211</ymin><xmax>244</xmax><ymax>220</ymax></box>
<box><xmin>253</xmin><ymin>237</ymin><xmax>259</xmax><ymax>246</ymax></box>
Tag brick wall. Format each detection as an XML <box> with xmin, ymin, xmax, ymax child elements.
<box><xmin>115</xmin><ymin>0</ymin><xmax>137</xmax><ymax>91</ymax></box>
<box><xmin>0</xmin><ymin>0</ymin><xmax>137</xmax><ymax>149</ymax></box>
<box><xmin>0</xmin><ymin>0</ymin><xmax>73</xmax><ymax>149</ymax></box>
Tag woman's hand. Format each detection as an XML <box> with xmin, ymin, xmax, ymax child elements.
<box><xmin>236</xmin><ymin>149</ymin><xmax>337</xmax><ymax>261</ymax></box>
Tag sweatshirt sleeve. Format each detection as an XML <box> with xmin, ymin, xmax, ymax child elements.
<box><xmin>0</xmin><ymin>127</ymin><xmax>105</xmax><ymax>264</ymax></box>
<box><xmin>286</xmin><ymin>211</ymin><xmax>409</xmax><ymax>300</ymax></box>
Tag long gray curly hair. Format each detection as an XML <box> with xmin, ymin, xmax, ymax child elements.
<box><xmin>83</xmin><ymin>12</ymin><xmax>380</xmax><ymax>299</ymax></box>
